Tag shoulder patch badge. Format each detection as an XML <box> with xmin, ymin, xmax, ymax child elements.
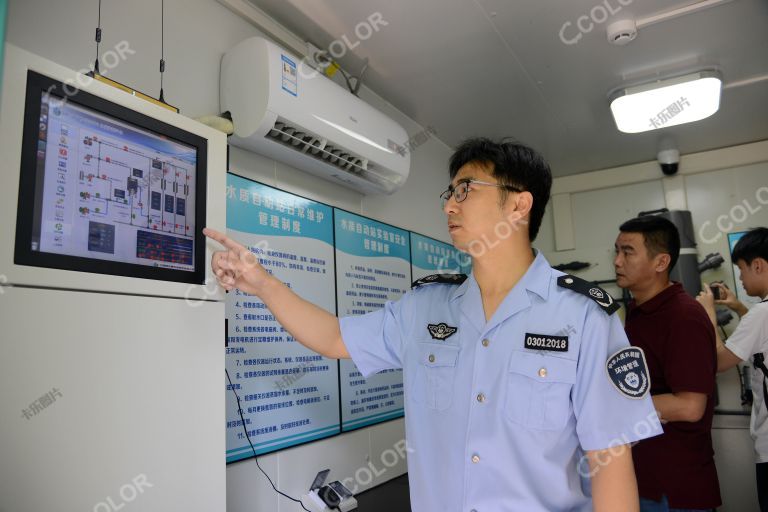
<box><xmin>557</xmin><ymin>275</ymin><xmax>620</xmax><ymax>315</ymax></box>
<box><xmin>412</xmin><ymin>273</ymin><xmax>468</xmax><ymax>289</ymax></box>
<box><xmin>428</xmin><ymin>323</ymin><xmax>458</xmax><ymax>341</ymax></box>
<box><xmin>606</xmin><ymin>347</ymin><xmax>650</xmax><ymax>399</ymax></box>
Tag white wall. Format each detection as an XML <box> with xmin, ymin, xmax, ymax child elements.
<box><xmin>0</xmin><ymin>289</ymin><xmax>225</xmax><ymax>512</ymax></box>
<box><xmin>5</xmin><ymin>1</ymin><xmax>454</xmax><ymax>511</ymax></box>
<box><xmin>543</xmin><ymin>140</ymin><xmax>768</xmax><ymax>512</ymax></box>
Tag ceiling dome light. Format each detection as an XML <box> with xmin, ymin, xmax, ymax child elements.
<box><xmin>609</xmin><ymin>71</ymin><xmax>722</xmax><ymax>133</ymax></box>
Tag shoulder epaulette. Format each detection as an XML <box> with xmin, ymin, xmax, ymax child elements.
<box><xmin>412</xmin><ymin>273</ymin><xmax>468</xmax><ymax>289</ymax></box>
<box><xmin>557</xmin><ymin>274</ymin><xmax>620</xmax><ymax>315</ymax></box>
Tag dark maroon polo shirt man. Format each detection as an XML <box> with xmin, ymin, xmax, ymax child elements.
<box><xmin>625</xmin><ymin>282</ymin><xmax>721</xmax><ymax>509</ymax></box>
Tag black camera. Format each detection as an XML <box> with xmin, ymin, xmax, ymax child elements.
<box><xmin>318</xmin><ymin>484</ymin><xmax>341</xmax><ymax>508</ymax></box>
<box><xmin>307</xmin><ymin>469</ymin><xmax>357</xmax><ymax>511</ymax></box>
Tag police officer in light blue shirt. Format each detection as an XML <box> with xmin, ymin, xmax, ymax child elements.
<box><xmin>205</xmin><ymin>138</ymin><xmax>663</xmax><ymax>512</ymax></box>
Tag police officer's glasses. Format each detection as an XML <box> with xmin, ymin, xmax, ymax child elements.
<box><xmin>440</xmin><ymin>179</ymin><xmax>522</xmax><ymax>208</ymax></box>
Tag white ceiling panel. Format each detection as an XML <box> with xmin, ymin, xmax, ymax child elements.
<box><xmin>245</xmin><ymin>0</ymin><xmax>768</xmax><ymax>176</ymax></box>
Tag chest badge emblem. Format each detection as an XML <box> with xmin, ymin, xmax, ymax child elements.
<box><xmin>427</xmin><ymin>323</ymin><xmax>457</xmax><ymax>341</ymax></box>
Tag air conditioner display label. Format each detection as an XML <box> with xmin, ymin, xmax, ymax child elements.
<box><xmin>281</xmin><ymin>54</ymin><xmax>298</xmax><ymax>97</ymax></box>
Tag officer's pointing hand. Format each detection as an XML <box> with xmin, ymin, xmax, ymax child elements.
<box><xmin>203</xmin><ymin>228</ymin><xmax>270</xmax><ymax>295</ymax></box>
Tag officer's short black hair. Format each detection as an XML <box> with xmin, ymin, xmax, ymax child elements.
<box><xmin>731</xmin><ymin>228</ymin><xmax>768</xmax><ymax>264</ymax></box>
<box><xmin>619</xmin><ymin>216</ymin><xmax>681</xmax><ymax>272</ymax></box>
<box><xmin>448</xmin><ymin>137</ymin><xmax>552</xmax><ymax>242</ymax></box>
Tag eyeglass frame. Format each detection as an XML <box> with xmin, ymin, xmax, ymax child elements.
<box><xmin>440</xmin><ymin>179</ymin><xmax>523</xmax><ymax>207</ymax></box>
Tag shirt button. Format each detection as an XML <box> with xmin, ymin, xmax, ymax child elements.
<box><xmin>476</xmin><ymin>393</ymin><xmax>486</xmax><ymax>403</ymax></box>
<box><xmin>471</xmin><ymin>454</ymin><xmax>480</xmax><ymax>463</ymax></box>
<box><xmin>428</xmin><ymin>354</ymin><xmax>435</xmax><ymax>363</ymax></box>
<box><xmin>538</xmin><ymin>367</ymin><xmax>547</xmax><ymax>378</ymax></box>
<box><xmin>481</xmin><ymin>339</ymin><xmax>490</xmax><ymax>347</ymax></box>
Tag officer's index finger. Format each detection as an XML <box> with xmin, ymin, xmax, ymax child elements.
<box><xmin>203</xmin><ymin>228</ymin><xmax>242</xmax><ymax>251</ymax></box>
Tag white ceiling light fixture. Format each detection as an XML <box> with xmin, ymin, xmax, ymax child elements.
<box><xmin>609</xmin><ymin>71</ymin><xmax>722</xmax><ymax>134</ymax></box>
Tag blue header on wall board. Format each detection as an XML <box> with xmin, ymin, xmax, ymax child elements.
<box><xmin>411</xmin><ymin>232</ymin><xmax>471</xmax><ymax>272</ymax></box>
<box><xmin>226</xmin><ymin>174</ymin><xmax>333</xmax><ymax>244</ymax></box>
<box><xmin>334</xmin><ymin>209</ymin><xmax>410</xmax><ymax>261</ymax></box>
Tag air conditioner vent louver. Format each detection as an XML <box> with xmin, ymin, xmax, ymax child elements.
<box><xmin>266</xmin><ymin>118</ymin><xmax>371</xmax><ymax>177</ymax></box>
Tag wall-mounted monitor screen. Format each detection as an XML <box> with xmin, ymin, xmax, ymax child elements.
<box><xmin>14</xmin><ymin>71</ymin><xmax>208</xmax><ymax>284</ymax></box>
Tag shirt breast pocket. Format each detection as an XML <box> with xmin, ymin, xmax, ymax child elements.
<box><xmin>413</xmin><ymin>342</ymin><xmax>460</xmax><ymax>411</ymax></box>
<box><xmin>505</xmin><ymin>352</ymin><xmax>577</xmax><ymax>431</ymax></box>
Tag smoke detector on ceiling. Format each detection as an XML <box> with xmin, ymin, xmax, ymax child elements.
<box><xmin>607</xmin><ymin>19</ymin><xmax>638</xmax><ymax>45</ymax></box>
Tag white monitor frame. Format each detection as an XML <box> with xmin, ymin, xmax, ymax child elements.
<box><xmin>0</xmin><ymin>44</ymin><xmax>226</xmax><ymax>301</ymax></box>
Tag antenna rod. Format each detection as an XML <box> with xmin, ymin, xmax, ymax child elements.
<box><xmin>93</xmin><ymin>0</ymin><xmax>102</xmax><ymax>74</ymax></box>
<box><xmin>159</xmin><ymin>0</ymin><xmax>166</xmax><ymax>103</ymax></box>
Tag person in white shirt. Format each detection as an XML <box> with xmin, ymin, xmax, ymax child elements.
<box><xmin>697</xmin><ymin>227</ymin><xmax>768</xmax><ymax>512</ymax></box>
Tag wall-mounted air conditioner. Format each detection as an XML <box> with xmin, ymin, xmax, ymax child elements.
<box><xmin>220</xmin><ymin>37</ymin><xmax>411</xmax><ymax>195</ymax></box>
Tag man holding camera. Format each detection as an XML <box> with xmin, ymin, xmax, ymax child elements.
<box><xmin>697</xmin><ymin>227</ymin><xmax>768</xmax><ymax>512</ymax></box>
<box><xmin>615</xmin><ymin>215</ymin><xmax>721</xmax><ymax>512</ymax></box>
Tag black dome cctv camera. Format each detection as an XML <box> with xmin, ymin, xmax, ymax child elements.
<box><xmin>657</xmin><ymin>148</ymin><xmax>680</xmax><ymax>176</ymax></box>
